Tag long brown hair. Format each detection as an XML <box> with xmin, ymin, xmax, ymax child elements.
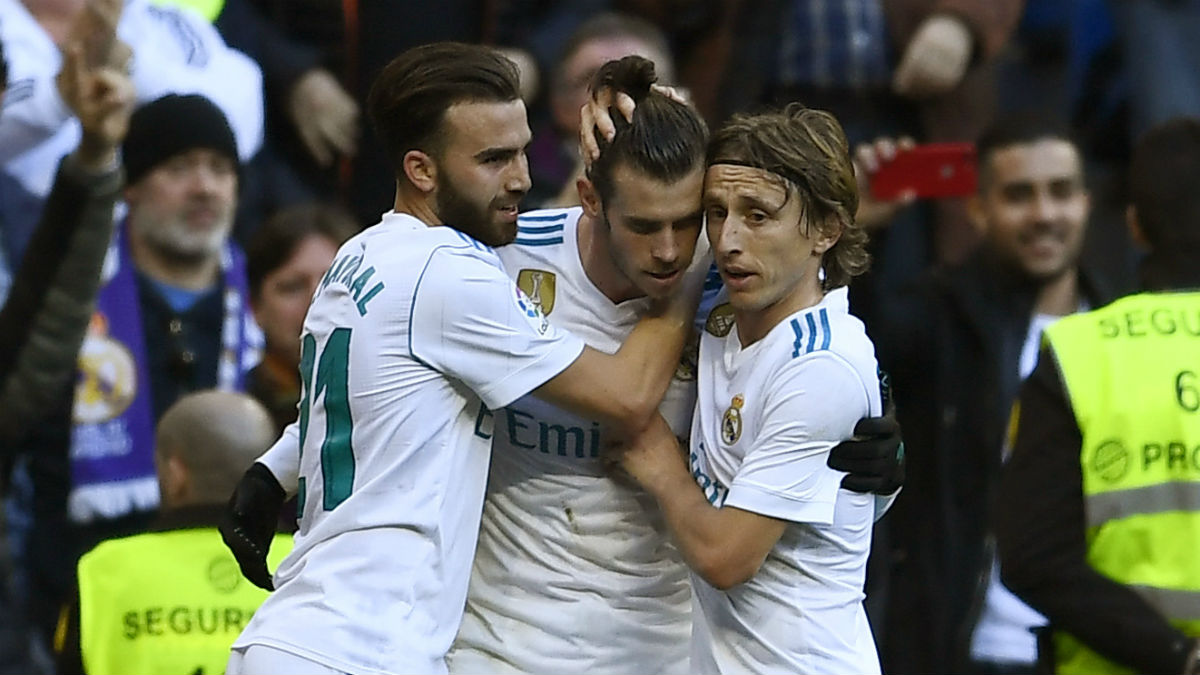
<box><xmin>707</xmin><ymin>104</ymin><xmax>868</xmax><ymax>290</ymax></box>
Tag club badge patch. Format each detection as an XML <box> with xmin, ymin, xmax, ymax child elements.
<box><xmin>721</xmin><ymin>393</ymin><xmax>744</xmax><ymax>444</ymax></box>
<box><xmin>705</xmin><ymin>303</ymin><xmax>734</xmax><ymax>337</ymax></box>
<box><xmin>73</xmin><ymin>313</ymin><xmax>137</xmax><ymax>424</ymax></box>
<box><xmin>517</xmin><ymin>268</ymin><xmax>557</xmax><ymax>316</ymax></box>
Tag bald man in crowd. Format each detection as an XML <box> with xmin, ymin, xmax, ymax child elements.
<box><xmin>55</xmin><ymin>391</ymin><xmax>293</xmax><ymax>675</ymax></box>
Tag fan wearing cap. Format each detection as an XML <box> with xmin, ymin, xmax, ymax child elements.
<box><xmin>18</xmin><ymin>92</ymin><xmax>263</xmax><ymax>649</ymax></box>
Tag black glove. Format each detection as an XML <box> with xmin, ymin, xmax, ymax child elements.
<box><xmin>828</xmin><ymin>414</ymin><xmax>905</xmax><ymax>495</ymax></box>
<box><xmin>220</xmin><ymin>462</ymin><xmax>286</xmax><ymax>591</ymax></box>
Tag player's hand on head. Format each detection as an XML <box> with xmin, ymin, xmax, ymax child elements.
<box><xmin>853</xmin><ymin>136</ymin><xmax>917</xmax><ymax>231</ymax></box>
<box><xmin>220</xmin><ymin>462</ymin><xmax>287</xmax><ymax>591</ymax></box>
<box><xmin>828</xmin><ymin>414</ymin><xmax>905</xmax><ymax>495</ymax></box>
<box><xmin>579</xmin><ymin>87</ymin><xmax>634</xmax><ymax>165</ymax></box>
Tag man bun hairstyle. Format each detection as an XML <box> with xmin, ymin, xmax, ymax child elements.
<box><xmin>367</xmin><ymin>42</ymin><xmax>522</xmax><ymax>177</ymax></box>
<box><xmin>707</xmin><ymin>103</ymin><xmax>867</xmax><ymax>290</ymax></box>
<box><xmin>585</xmin><ymin>55</ymin><xmax>708</xmax><ymax>205</ymax></box>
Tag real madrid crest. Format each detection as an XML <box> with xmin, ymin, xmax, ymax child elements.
<box><xmin>721</xmin><ymin>394</ymin><xmax>744</xmax><ymax>444</ymax></box>
<box><xmin>73</xmin><ymin>313</ymin><xmax>138</xmax><ymax>424</ymax></box>
<box><xmin>705</xmin><ymin>303</ymin><xmax>734</xmax><ymax>337</ymax></box>
<box><xmin>516</xmin><ymin>268</ymin><xmax>556</xmax><ymax>316</ymax></box>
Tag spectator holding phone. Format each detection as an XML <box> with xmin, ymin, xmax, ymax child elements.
<box><xmin>862</xmin><ymin>114</ymin><xmax>1119</xmax><ymax>674</ymax></box>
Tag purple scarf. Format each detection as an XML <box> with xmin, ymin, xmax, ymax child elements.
<box><xmin>68</xmin><ymin>223</ymin><xmax>262</xmax><ymax>523</ymax></box>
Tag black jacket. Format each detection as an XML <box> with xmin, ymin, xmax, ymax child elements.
<box><xmin>996</xmin><ymin>345</ymin><xmax>1198</xmax><ymax>675</ymax></box>
<box><xmin>0</xmin><ymin>155</ymin><xmax>121</xmax><ymax>447</ymax></box>
<box><xmin>870</xmin><ymin>250</ymin><xmax>1118</xmax><ymax>674</ymax></box>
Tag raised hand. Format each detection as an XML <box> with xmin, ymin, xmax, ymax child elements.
<box><xmin>853</xmin><ymin>136</ymin><xmax>917</xmax><ymax>230</ymax></box>
<box><xmin>892</xmin><ymin>13</ymin><xmax>973</xmax><ymax>99</ymax></box>
<box><xmin>288</xmin><ymin>68</ymin><xmax>360</xmax><ymax>167</ymax></box>
<box><xmin>57</xmin><ymin>38</ymin><xmax>135</xmax><ymax>171</ymax></box>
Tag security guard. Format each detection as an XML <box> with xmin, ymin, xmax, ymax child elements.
<box><xmin>997</xmin><ymin>117</ymin><xmax>1200</xmax><ymax>675</ymax></box>
<box><xmin>56</xmin><ymin>391</ymin><xmax>292</xmax><ymax>675</ymax></box>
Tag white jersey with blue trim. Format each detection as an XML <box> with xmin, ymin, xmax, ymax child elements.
<box><xmin>449</xmin><ymin>207</ymin><xmax>698</xmax><ymax>675</ymax></box>
<box><xmin>687</xmin><ymin>287</ymin><xmax>883</xmax><ymax>675</ymax></box>
<box><xmin>233</xmin><ymin>212</ymin><xmax>585</xmax><ymax>675</ymax></box>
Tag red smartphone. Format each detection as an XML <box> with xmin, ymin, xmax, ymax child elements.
<box><xmin>869</xmin><ymin>143</ymin><xmax>977</xmax><ymax>200</ymax></box>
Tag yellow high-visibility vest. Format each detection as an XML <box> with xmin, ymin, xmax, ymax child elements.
<box><xmin>149</xmin><ymin>0</ymin><xmax>225</xmax><ymax>23</ymax></box>
<box><xmin>1044</xmin><ymin>291</ymin><xmax>1200</xmax><ymax>675</ymax></box>
<box><xmin>77</xmin><ymin>527</ymin><xmax>292</xmax><ymax>675</ymax></box>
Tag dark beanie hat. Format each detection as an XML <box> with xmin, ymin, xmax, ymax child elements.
<box><xmin>122</xmin><ymin>94</ymin><xmax>239</xmax><ymax>186</ymax></box>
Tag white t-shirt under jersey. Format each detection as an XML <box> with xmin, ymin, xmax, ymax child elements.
<box><xmin>688</xmin><ymin>287</ymin><xmax>883</xmax><ymax>675</ymax></box>
<box><xmin>233</xmin><ymin>213</ymin><xmax>585</xmax><ymax>675</ymax></box>
<box><xmin>449</xmin><ymin>208</ymin><xmax>700</xmax><ymax>674</ymax></box>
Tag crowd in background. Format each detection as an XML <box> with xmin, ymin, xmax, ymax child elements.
<box><xmin>1</xmin><ymin>0</ymin><xmax>1198</xmax><ymax>673</ymax></box>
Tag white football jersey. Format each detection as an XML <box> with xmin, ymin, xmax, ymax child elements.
<box><xmin>688</xmin><ymin>287</ymin><xmax>883</xmax><ymax>675</ymax></box>
<box><xmin>233</xmin><ymin>213</ymin><xmax>585</xmax><ymax>675</ymax></box>
<box><xmin>449</xmin><ymin>208</ymin><xmax>698</xmax><ymax>674</ymax></box>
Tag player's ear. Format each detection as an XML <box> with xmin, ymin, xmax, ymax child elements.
<box><xmin>577</xmin><ymin>175</ymin><xmax>602</xmax><ymax>218</ymax></box>
<box><xmin>155</xmin><ymin>448</ymin><xmax>191</xmax><ymax>505</ymax></box>
<box><xmin>403</xmin><ymin>150</ymin><xmax>438</xmax><ymax>194</ymax></box>
<box><xmin>1126</xmin><ymin>204</ymin><xmax>1148</xmax><ymax>247</ymax></box>
<box><xmin>811</xmin><ymin>215</ymin><xmax>842</xmax><ymax>255</ymax></box>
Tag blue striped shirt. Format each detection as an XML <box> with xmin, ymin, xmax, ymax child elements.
<box><xmin>777</xmin><ymin>0</ymin><xmax>890</xmax><ymax>90</ymax></box>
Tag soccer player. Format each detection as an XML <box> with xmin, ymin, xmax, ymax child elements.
<box><xmin>450</xmin><ymin>57</ymin><xmax>901</xmax><ymax>674</ymax></box>
<box><xmin>613</xmin><ymin>105</ymin><xmax>885</xmax><ymax>674</ymax></box>
<box><xmin>221</xmin><ymin>42</ymin><xmax>703</xmax><ymax>675</ymax></box>
<box><xmin>447</xmin><ymin>57</ymin><xmax>707</xmax><ymax>674</ymax></box>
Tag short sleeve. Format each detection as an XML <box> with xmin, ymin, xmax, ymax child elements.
<box><xmin>725</xmin><ymin>353</ymin><xmax>872</xmax><ymax>525</ymax></box>
<box><xmin>409</xmin><ymin>247</ymin><xmax>585</xmax><ymax>410</ymax></box>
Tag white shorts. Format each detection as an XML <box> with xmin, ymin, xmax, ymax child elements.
<box><xmin>226</xmin><ymin>644</ymin><xmax>349</xmax><ymax>675</ymax></box>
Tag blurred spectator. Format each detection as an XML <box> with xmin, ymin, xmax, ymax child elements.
<box><xmin>998</xmin><ymin>117</ymin><xmax>1200</xmax><ymax>675</ymax></box>
<box><xmin>290</xmin><ymin>0</ymin><xmax>521</xmax><ymax>226</ymax></box>
<box><xmin>0</xmin><ymin>31</ymin><xmax>131</xmax><ymax>446</ymax></box>
<box><xmin>155</xmin><ymin>0</ymin><xmax>360</xmax><ymax>242</ymax></box>
<box><xmin>0</xmin><ymin>0</ymin><xmax>263</xmax><ymax>295</ymax></box>
<box><xmin>526</xmin><ymin>11</ymin><xmax>675</xmax><ymax>208</ymax></box>
<box><xmin>245</xmin><ymin>202</ymin><xmax>358</xmax><ymax>434</ymax></box>
<box><xmin>10</xmin><ymin>93</ymin><xmax>262</xmax><ymax>654</ymax></box>
<box><xmin>54</xmin><ymin>390</ymin><xmax>293</xmax><ymax>675</ymax></box>
<box><xmin>0</xmin><ymin>29</ymin><xmax>132</xmax><ymax>675</ymax></box>
<box><xmin>244</xmin><ymin>1</ymin><xmax>630</xmax><ymax>222</ymax></box>
<box><xmin>1109</xmin><ymin>0</ymin><xmax>1200</xmax><ymax>144</ymax></box>
<box><xmin>714</xmin><ymin>0</ymin><xmax>1024</xmax><ymax>332</ymax></box>
<box><xmin>865</xmin><ymin>114</ymin><xmax>1118</xmax><ymax>674</ymax></box>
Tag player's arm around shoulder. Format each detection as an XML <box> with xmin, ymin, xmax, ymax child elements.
<box><xmin>533</xmin><ymin>253</ymin><xmax>707</xmax><ymax>433</ymax></box>
<box><xmin>408</xmin><ymin>244</ymin><xmax>587</xmax><ymax>411</ymax></box>
<box><xmin>621</xmin><ymin>351</ymin><xmax>874</xmax><ymax>590</ymax></box>
<box><xmin>611</xmin><ymin>413</ymin><xmax>789</xmax><ymax>591</ymax></box>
